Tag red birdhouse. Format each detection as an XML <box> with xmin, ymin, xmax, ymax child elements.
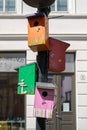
<box><xmin>27</xmin><ymin>13</ymin><xmax>49</xmax><ymax>52</ymax></box>
<box><xmin>48</xmin><ymin>37</ymin><xmax>70</xmax><ymax>72</ymax></box>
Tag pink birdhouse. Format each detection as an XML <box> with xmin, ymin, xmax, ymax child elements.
<box><xmin>48</xmin><ymin>37</ymin><xmax>70</xmax><ymax>72</ymax></box>
<box><xmin>34</xmin><ymin>82</ymin><xmax>55</xmax><ymax>119</ymax></box>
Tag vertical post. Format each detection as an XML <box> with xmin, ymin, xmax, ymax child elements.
<box><xmin>37</xmin><ymin>51</ymin><xmax>48</xmax><ymax>82</ymax></box>
<box><xmin>36</xmin><ymin>51</ymin><xmax>48</xmax><ymax>130</ymax></box>
<box><xmin>36</xmin><ymin>7</ymin><xmax>50</xmax><ymax>130</ymax></box>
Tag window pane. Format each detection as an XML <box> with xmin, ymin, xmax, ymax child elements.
<box><xmin>61</xmin><ymin>76</ymin><xmax>72</xmax><ymax>112</ymax></box>
<box><xmin>51</xmin><ymin>2</ymin><xmax>55</xmax><ymax>11</ymax></box>
<box><xmin>0</xmin><ymin>0</ymin><xmax>3</xmax><ymax>11</ymax></box>
<box><xmin>0</xmin><ymin>73</ymin><xmax>25</xmax><ymax>129</ymax></box>
<box><xmin>63</xmin><ymin>53</ymin><xmax>75</xmax><ymax>72</ymax></box>
<box><xmin>57</xmin><ymin>0</ymin><xmax>67</xmax><ymax>11</ymax></box>
<box><xmin>0</xmin><ymin>52</ymin><xmax>25</xmax><ymax>72</ymax></box>
<box><xmin>5</xmin><ymin>0</ymin><xmax>15</xmax><ymax>12</ymax></box>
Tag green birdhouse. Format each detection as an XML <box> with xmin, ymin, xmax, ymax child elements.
<box><xmin>17</xmin><ymin>63</ymin><xmax>37</xmax><ymax>95</ymax></box>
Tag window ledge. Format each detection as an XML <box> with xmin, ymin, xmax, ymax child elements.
<box><xmin>0</xmin><ymin>14</ymin><xmax>26</xmax><ymax>19</ymax></box>
<box><xmin>0</xmin><ymin>12</ymin><xmax>87</xmax><ymax>19</ymax></box>
<box><xmin>49</xmin><ymin>13</ymin><xmax>87</xmax><ymax>19</ymax></box>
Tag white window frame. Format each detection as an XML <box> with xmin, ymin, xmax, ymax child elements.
<box><xmin>51</xmin><ymin>0</ymin><xmax>68</xmax><ymax>12</ymax></box>
<box><xmin>0</xmin><ymin>0</ymin><xmax>23</xmax><ymax>14</ymax></box>
<box><xmin>0</xmin><ymin>0</ymin><xmax>16</xmax><ymax>13</ymax></box>
<box><xmin>50</xmin><ymin>0</ymin><xmax>75</xmax><ymax>14</ymax></box>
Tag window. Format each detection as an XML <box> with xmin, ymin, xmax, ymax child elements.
<box><xmin>0</xmin><ymin>73</ymin><xmax>25</xmax><ymax>129</ymax></box>
<box><xmin>0</xmin><ymin>0</ymin><xmax>16</xmax><ymax>12</ymax></box>
<box><xmin>61</xmin><ymin>75</ymin><xmax>72</xmax><ymax>111</ymax></box>
<box><xmin>51</xmin><ymin>0</ymin><xmax>68</xmax><ymax>12</ymax></box>
<box><xmin>0</xmin><ymin>52</ymin><xmax>25</xmax><ymax>129</ymax></box>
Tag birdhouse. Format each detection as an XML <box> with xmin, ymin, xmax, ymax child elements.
<box><xmin>34</xmin><ymin>82</ymin><xmax>55</xmax><ymax>118</ymax></box>
<box><xmin>17</xmin><ymin>63</ymin><xmax>37</xmax><ymax>95</ymax></box>
<box><xmin>27</xmin><ymin>13</ymin><xmax>49</xmax><ymax>52</ymax></box>
<box><xmin>48</xmin><ymin>37</ymin><xmax>70</xmax><ymax>72</ymax></box>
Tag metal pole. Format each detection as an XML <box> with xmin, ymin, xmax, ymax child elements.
<box><xmin>36</xmin><ymin>7</ymin><xmax>50</xmax><ymax>130</ymax></box>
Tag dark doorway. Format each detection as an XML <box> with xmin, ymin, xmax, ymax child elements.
<box><xmin>46</xmin><ymin>74</ymin><xmax>76</xmax><ymax>130</ymax></box>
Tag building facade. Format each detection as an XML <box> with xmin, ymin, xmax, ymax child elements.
<box><xmin>0</xmin><ymin>0</ymin><xmax>87</xmax><ymax>130</ymax></box>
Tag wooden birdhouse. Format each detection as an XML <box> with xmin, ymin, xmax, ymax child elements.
<box><xmin>48</xmin><ymin>37</ymin><xmax>70</xmax><ymax>72</ymax></box>
<box><xmin>34</xmin><ymin>82</ymin><xmax>55</xmax><ymax>118</ymax></box>
<box><xmin>27</xmin><ymin>13</ymin><xmax>49</xmax><ymax>52</ymax></box>
<box><xmin>17</xmin><ymin>63</ymin><xmax>37</xmax><ymax>95</ymax></box>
